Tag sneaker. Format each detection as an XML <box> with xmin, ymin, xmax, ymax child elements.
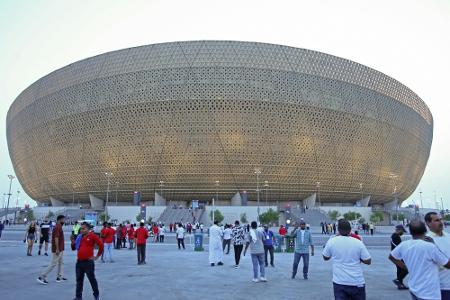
<box><xmin>234</xmin><ymin>265</ymin><xmax>239</xmax><ymax>269</ymax></box>
<box><xmin>303</xmin><ymin>274</ymin><xmax>308</xmax><ymax>280</ymax></box>
<box><xmin>260</xmin><ymin>277</ymin><xmax>267</xmax><ymax>282</ymax></box>
<box><xmin>37</xmin><ymin>277</ymin><xmax>48</xmax><ymax>285</ymax></box>
<box><xmin>44</xmin><ymin>253</ymin><xmax>48</xmax><ymax>256</ymax></box>
<box><xmin>270</xmin><ymin>264</ymin><xmax>275</xmax><ymax>267</ymax></box>
<box><xmin>210</xmin><ymin>263</ymin><xmax>215</xmax><ymax>267</ymax></box>
<box><xmin>38</xmin><ymin>250</ymin><xmax>41</xmax><ymax>255</ymax></box>
<box><xmin>398</xmin><ymin>284</ymin><xmax>408</xmax><ymax>290</ymax></box>
<box><xmin>56</xmin><ymin>277</ymin><xmax>67</xmax><ymax>282</ymax></box>
<box><xmin>252</xmin><ymin>278</ymin><xmax>260</xmax><ymax>283</ymax></box>
<box><xmin>217</xmin><ymin>262</ymin><xmax>224</xmax><ymax>266</ymax></box>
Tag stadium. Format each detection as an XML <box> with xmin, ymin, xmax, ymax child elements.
<box><xmin>6</xmin><ymin>41</ymin><xmax>433</xmax><ymax>208</ymax></box>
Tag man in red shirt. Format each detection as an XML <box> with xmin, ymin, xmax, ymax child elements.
<box><xmin>134</xmin><ymin>222</ymin><xmax>149</xmax><ymax>264</ymax></box>
<box><xmin>73</xmin><ymin>222</ymin><xmax>103</xmax><ymax>300</ymax></box>
<box><xmin>121</xmin><ymin>224</ymin><xmax>127</xmax><ymax>248</ymax></box>
<box><xmin>100</xmin><ymin>223</ymin><xmax>114</xmax><ymax>262</ymax></box>
<box><xmin>128</xmin><ymin>224</ymin><xmax>135</xmax><ymax>249</ymax></box>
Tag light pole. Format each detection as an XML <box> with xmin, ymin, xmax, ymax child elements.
<box><xmin>441</xmin><ymin>197</ymin><xmax>445</xmax><ymax>211</ymax></box>
<box><xmin>316</xmin><ymin>181</ymin><xmax>321</xmax><ymax>206</ymax></box>
<box><xmin>115</xmin><ymin>182</ymin><xmax>119</xmax><ymax>206</ymax></box>
<box><xmin>5</xmin><ymin>175</ymin><xmax>15</xmax><ymax>223</ymax></box>
<box><xmin>159</xmin><ymin>180</ymin><xmax>164</xmax><ymax>198</ymax></box>
<box><xmin>394</xmin><ymin>185</ymin><xmax>399</xmax><ymax>224</ymax></box>
<box><xmin>255</xmin><ymin>168</ymin><xmax>261</xmax><ymax>222</ymax></box>
<box><xmin>419</xmin><ymin>188</ymin><xmax>423</xmax><ymax>209</ymax></box>
<box><xmin>359</xmin><ymin>183</ymin><xmax>363</xmax><ymax>203</ymax></box>
<box><xmin>104</xmin><ymin>172</ymin><xmax>113</xmax><ymax>217</ymax></box>
<box><xmin>13</xmin><ymin>190</ymin><xmax>20</xmax><ymax>222</ymax></box>
<box><xmin>264</xmin><ymin>181</ymin><xmax>269</xmax><ymax>206</ymax></box>
<box><xmin>213</xmin><ymin>181</ymin><xmax>219</xmax><ymax>223</ymax></box>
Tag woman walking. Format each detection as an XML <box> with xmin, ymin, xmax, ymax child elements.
<box><xmin>24</xmin><ymin>221</ymin><xmax>38</xmax><ymax>256</ymax></box>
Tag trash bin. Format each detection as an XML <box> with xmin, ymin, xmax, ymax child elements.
<box><xmin>285</xmin><ymin>235</ymin><xmax>295</xmax><ymax>253</ymax></box>
<box><xmin>194</xmin><ymin>233</ymin><xmax>204</xmax><ymax>251</ymax></box>
<box><xmin>274</xmin><ymin>234</ymin><xmax>283</xmax><ymax>253</ymax></box>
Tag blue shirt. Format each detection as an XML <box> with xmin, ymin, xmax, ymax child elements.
<box><xmin>263</xmin><ymin>230</ymin><xmax>274</xmax><ymax>246</ymax></box>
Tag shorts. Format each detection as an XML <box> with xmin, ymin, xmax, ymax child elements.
<box><xmin>40</xmin><ymin>235</ymin><xmax>49</xmax><ymax>244</ymax></box>
<box><xmin>27</xmin><ymin>234</ymin><xmax>35</xmax><ymax>241</ymax></box>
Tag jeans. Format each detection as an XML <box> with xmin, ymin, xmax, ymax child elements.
<box><xmin>333</xmin><ymin>283</ymin><xmax>365</xmax><ymax>300</ymax></box>
<box><xmin>76</xmin><ymin>260</ymin><xmax>99</xmax><ymax>299</ymax></box>
<box><xmin>234</xmin><ymin>245</ymin><xmax>243</xmax><ymax>265</ymax></box>
<box><xmin>103</xmin><ymin>243</ymin><xmax>113</xmax><ymax>261</ymax></box>
<box><xmin>177</xmin><ymin>238</ymin><xmax>185</xmax><ymax>249</ymax></box>
<box><xmin>41</xmin><ymin>252</ymin><xmax>64</xmax><ymax>279</ymax></box>
<box><xmin>137</xmin><ymin>244</ymin><xmax>146</xmax><ymax>263</ymax></box>
<box><xmin>129</xmin><ymin>239</ymin><xmax>134</xmax><ymax>249</ymax></box>
<box><xmin>223</xmin><ymin>239</ymin><xmax>231</xmax><ymax>254</ymax></box>
<box><xmin>292</xmin><ymin>252</ymin><xmax>309</xmax><ymax>278</ymax></box>
<box><xmin>396</xmin><ymin>265</ymin><xmax>408</xmax><ymax>283</ymax></box>
<box><xmin>441</xmin><ymin>290</ymin><xmax>450</xmax><ymax>300</ymax></box>
<box><xmin>251</xmin><ymin>253</ymin><xmax>265</xmax><ymax>279</ymax></box>
<box><xmin>159</xmin><ymin>235</ymin><xmax>164</xmax><ymax>243</ymax></box>
<box><xmin>264</xmin><ymin>245</ymin><xmax>274</xmax><ymax>266</ymax></box>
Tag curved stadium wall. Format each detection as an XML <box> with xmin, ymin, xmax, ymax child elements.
<box><xmin>6</xmin><ymin>41</ymin><xmax>433</xmax><ymax>206</ymax></box>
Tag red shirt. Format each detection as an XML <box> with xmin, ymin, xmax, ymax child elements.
<box><xmin>350</xmin><ymin>233</ymin><xmax>361</xmax><ymax>240</ymax></box>
<box><xmin>152</xmin><ymin>226</ymin><xmax>158</xmax><ymax>234</ymax></box>
<box><xmin>77</xmin><ymin>232</ymin><xmax>104</xmax><ymax>261</ymax></box>
<box><xmin>100</xmin><ymin>227</ymin><xmax>108</xmax><ymax>241</ymax></box>
<box><xmin>135</xmin><ymin>227</ymin><xmax>149</xmax><ymax>245</ymax></box>
<box><xmin>102</xmin><ymin>227</ymin><xmax>114</xmax><ymax>244</ymax></box>
<box><xmin>51</xmin><ymin>223</ymin><xmax>65</xmax><ymax>252</ymax></box>
<box><xmin>122</xmin><ymin>226</ymin><xmax>127</xmax><ymax>237</ymax></box>
<box><xmin>279</xmin><ymin>227</ymin><xmax>287</xmax><ymax>236</ymax></box>
<box><xmin>128</xmin><ymin>227</ymin><xmax>135</xmax><ymax>239</ymax></box>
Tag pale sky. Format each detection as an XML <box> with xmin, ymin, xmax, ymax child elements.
<box><xmin>1</xmin><ymin>0</ymin><xmax>449</xmax><ymax>208</ymax></box>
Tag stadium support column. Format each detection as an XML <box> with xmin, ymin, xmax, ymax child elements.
<box><xmin>231</xmin><ymin>192</ymin><xmax>242</xmax><ymax>206</ymax></box>
<box><xmin>302</xmin><ymin>193</ymin><xmax>316</xmax><ymax>209</ymax></box>
<box><xmin>356</xmin><ymin>196</ymin><xmax>371</xmax><ymax>207</ymax></box>
<box><xmin>154</xmin><ymin>192</ymin><xmax>167</xmax><ymax>206</ymax></box>
<box><xmin>89</xmin><ymin>194</ymin><xmax>104</xmax><ymax>209</ymax></box>
<box><xmin>50</xmin><ymin>197</ymin><xmax>64</xmax><ymax>207</ymax></box>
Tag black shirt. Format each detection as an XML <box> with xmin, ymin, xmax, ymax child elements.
<box><xmin>40</xmin><ymin>222</ymin><xmax>51</xmax><ymax>236</ymax></box>
<box><xmin>390</xmin><ymin>232</ymin><xmax>402</xmax><ymax>250</ymax></box>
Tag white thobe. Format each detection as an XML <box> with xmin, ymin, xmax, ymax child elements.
<box><xmin>209</xmin><ymin>225</ymin><xmax>224</xmax><ymax>263</ymax></box>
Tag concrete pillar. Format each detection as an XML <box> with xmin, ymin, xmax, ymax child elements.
<box><xmin>89</xmin><ymin>194</ymin><xmax>104</xmax><ymax>209</ymax></box>
<box><xmin>356</xmin><ymin>196</ymin><xmax>371</xmax><ymax>207</ymax></box>
<box><xmin>231</xmin><ymin>192</ymin><xmax>243</xmax><ymax>206</ymax></box>
<box><xmin>302</xmin><ymin>193</ymin><xmax>317</xmax><ymax>208</ymax></box>
<box><xmin>384</xmin><ymin>198</ymin><xmax>398</xmax><ymax>211</ymax></box>
<box><xmin>154</xmin><ymin>192</ymin><xmax>167</xmax><ymax>206</ymax></box>
<box><xmin>50</xmin><ymin>197</ymin><xmax>64</xmax><ymax>207</ymax></box>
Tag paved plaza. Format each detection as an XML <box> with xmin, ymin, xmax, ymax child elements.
<box><xmin>0</xmin><ymin>228</ymin><xmax>414</xmax><ymax>300</ymax></box>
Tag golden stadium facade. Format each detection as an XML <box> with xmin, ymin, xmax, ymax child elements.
<box><xmin>6</xmin><ymin>41</ymin><xmax>433</xmax><ymax>206</ymax></box>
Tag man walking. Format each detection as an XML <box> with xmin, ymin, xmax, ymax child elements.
<box><xmin>38</xmin><ymin>215</ymin><xmax>66</xmax><ymax>284</ymax></box>
<box><xmin>291</xmin><ymin>221</ymin><xmax>314</xmax><ymax>279</ymax></box>
<box><xmin>425</xmin><ymin>212</ymin><xmax>450</xmax><ymax>299</ymax></box>
<box><xmin>38</xmin><ymin>218</ymin><xmax>51</xmax><ymax>256</ymax></box>
<box><xmin>390</xmin><ymin>224</ymin><xmax>408</xmax><ymax>289</ymax></box>
<box><xmin>176</xmin><ymin>223</ymin><xmax>186</xmax><ymax>250</ymax></box>
<box><xmin>390</xmin><ymin>219</ymin><xmax>450</xmax><ymax>300</ymax></box>
<box><xmin>263</xmin><ymin>225</ymin><xmax>275</xmax><ymax>267</ymax></box>
<box><xmin>323</xmin><ymin>219</ymin><xmax>371</xmax><ymax>300</ymax></box>
<box><xmin>101</xmin><ymin>223</ymin><xmax>114</xmax><ymax>262</ymax></box>
<box><xmin>127</xmin><ymin>224</ymin><xmax>135</xmax><ymax>249</ymax></box>
<box><xmin>209</xmin><ymin>220</ymin><xmax>224</xmax><ymax>266</ymax></box>
<box><xmin>244</xmin><ymin>221</ymin><xmax>267</xmax><ymax>282</ymax></box>
<box><xmin>73</xmin><ymin>222</ymin><xmax>103</xmax><ymax>300</ymax></box>
<box><xmin>231</xmin><ymin>220</ymin><xmax>245</xmax><ymax>268</ymax></box>
<box><xmin>222</xmin><ymin>224</ymin><xmax>232</xmax><ymax>254</ymax></box>
<box><xmin>135</xmin><ymin>222</ymin><xmax>149</xmax><ymax>265</ymax></box>
<box><xmin>0</xmin><ymin>221</ymin><xmax>4</xmax><ymax>239</ymax></box>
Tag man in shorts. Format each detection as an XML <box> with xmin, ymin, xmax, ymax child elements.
<box><xmin>38</xmin><ymin>218</ymin><xmax>51</xmax><ymax>256</ymax></box>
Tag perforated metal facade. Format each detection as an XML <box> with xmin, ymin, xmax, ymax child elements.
<box><xmin>6</xmin><ymin>41</ymin><xmax>433</xmax><ymax>205</ymax></box>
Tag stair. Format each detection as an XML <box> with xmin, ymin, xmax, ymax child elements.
<box><xmin>157</xmin><ymin>207</ymin><xmax>203</xmax><ymax>224</ymax></box>
<box><xmin>287</xmin><ymin>208</ymin><xmax>331</xmax><ymax>226</ymax></box>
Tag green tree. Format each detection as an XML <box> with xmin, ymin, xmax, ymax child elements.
<box><xmin>343</xmin><ymin>211</ymin><xmax>362</xmax><ymax>221</ymax></box>
<box><xmin>98</xmin><ymin>212</ymin><xmax>110</xmax><ymax>222</ymax></box>
<box><xmin>328</xmin><ymin>210</ymin><xmax>341</xmax><ymax>221</ymax></box>
<box><xmin>136</xmin><ymin>213</ymin><xmax>143</xmax><ymax>223</ymax></box>
<box><xmin>26</xmin><ymin>209</ymin><xmax>35</xmax><ymax>221</ymax></box>
<box><xmin>240</xmin><ymin>213</ymin><xmax>248</xmax><ymax>224</ymax></box>
<box><xmin>147</xmin><ymin>216</ymin><xmax>153</xmax><ymax>224</ymax></box>
<box><xmin>209</xmin><ymin>209</ymin><xmax>224</xmax><ymax>224</ymax></box>
<box><xmin>443</xmin><ymin>214</ymin><xmax>450</xmax><ymax>221</ymax></box>
<box><xmin>370</xmin><ymin>212</ymin><xmax>384</xmax><ymax>224</ymax></box>
<box><xmin>259</xmin><ymin>208</ymin><xmax>280</xmax><ymax>225</ymax></box>
<box><xmin>391</xmin><ymin>213</ymin><xmax>405</xmax><ymax>221</ymax></box>
<box><xmin>46</xmin><ymin>210</ymin><xmax>55</xmax><ymax>219</ymax></box>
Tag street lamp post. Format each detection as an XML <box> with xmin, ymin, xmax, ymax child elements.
<box><xmin>4</xmin><ymin>175</ymin><xmax>15</xmax><ymax>223</ymax></box>
<box><xmin>264</xmin><ymin>181</ymin><xmax>269</xmax><ymax>206</ymax></box>
<box><xmin>115</xmin><ymin>182</ymin><xmax>119</xmax><ymax>206</ymax></box>
<box><xmin>255</xmin><ymin>168</ymin><xmax>261</xmax><ymax>222</ymax></box>
<box><xmin>419</xmin><ymin>188</ymin><xmax>423</xmax><ymax>209</ymax></box>
<box><xmin>359</xmin><ymin>183</ymin><xmax>363</xmax><ymax>203</ymax></box>
<box><xmin>13</xmin><ymin>190</ymin><xmax>20</xmax><ymax>222</ymax></box>
<box><xmin>104</xmin><ymin>172</ymin><xmax>113</xmax><ymax>217</ymax></box>
<box><xmin>316</xmin><ymin>181</ymin><xmax>321</xmax><ymax>206</ymax></box>
<box><xmin>213</xmin><ymin>181</ymin><xmax>219</xmax><ymax>223</ymax></box>
<box><xmin>159</xmin><ymin>180</ymin><xmax>164</xmax><ymax>198</ymax></box>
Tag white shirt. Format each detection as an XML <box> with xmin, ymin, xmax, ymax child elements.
<box><xmin>300</xmin><ymin>229</ymin><xmax>305</xmax><ymax>244</ymax></box>
<box><xmin>323</xmin><ymin>235</ymin><xmax>371</xmax><ymax>286</ymax></box>
<box><xmin>176</xmin><ymin>227</ymin><xmax>185</xmax><ymax>239</ymax></box>
<box><xmin>223</xmin><ymin>228</ymin><xmax>232</xmax><ymax>240</ymax></box>
<box><xmin>427</xmin><ymin>231</ymin><xmax>450</xmax><ymax>291</ymax></box>
<box><xmin>391</xmin><ymin>239</ymin><xmax>449</xmax><ymax>299</ymax></box>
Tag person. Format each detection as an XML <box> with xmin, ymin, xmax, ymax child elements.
<box><xmin>350</xmin><ymin>230</ymin><xmax>362</xmax><ymax>241</ymax></box>
<box><xmin>291</xmin><ymin>221</ymin><xmax>314</xmax><ymax>279</ymax></box>
<box><xmin>128</xmin><ymin>224</ymin><xmax>135</xmax><ymax>249</ymax></box>
<box><xmin>100</xmin><ymin>223</ymin><xmax>114</xmax><ymax>262</ymax></box>
<box><xmin>200</xmin><ymin>223</ymin><xmax>204</xmax><ymax>233</ymax></box>
<box><xmin>121</xmin><ymin>224</ymin><xmax>127</xmax><ymax>248</ymax></box>
<box><xmin>369</xmin><ymin>223</ymin><xmax>374</xmax><ymax>235</ymax></box>
<box><xmin>321</xmin><ymin>222</ymin><xmax>326</xmax><ymax>234</ymax></box>
<box><xmin>244</xmin><ymin>221</ymin><xmax>266</xmax><ymax>282</ymax></box>
<box><xmin>152</xmin><ymin>224</ymin><xmax>159</xmax><ymax>243</ymax></box>
<box><xmin>115</xmin><ymin>224</ymin><xmax>123</xmax><ymax>249</ymax></box>
<box><xmin>231</xmin><ymin>220</ymin><xmax>245</xmax><ymax>268</ymax></box>
<box><xmin>323</xmin><ymin>219</ymin><xmax>371</xmax><ymax>300</ymax></box>
<box><xmin>176</xmin><ymin>223</ymin><xmax>186</xmax><ymax>250</ymax></box>
<box><xmin>134</xmin><ymin>221</ymin><xmax>149</xmax><ymax>265</ymax></box>
<box><xmin>24</xmin><ymin>221</ymin><xmax>38</xmax><ymax>256</ymax></box>
<box><xmin>72</xmin><ymin>222</ymin><xmax>103</xmax><ymax>300</ymax></box>
<box><xmin>38</xmin><ymin>215</ymin><xmax>67</xmax><ymax>284</ymax></box>
<box><xmin>389</xmin><ymin>219</ymin><xmax>450</xmax><ymax>300</ymax></box>
<box><xmin>159</xmin><ymin>224</ymin><xmax>165</xmax><ymax>243</ymax></box>
<box><xmin>263</xmin><ymin>225</ymin><xmax>275</xmax><ymax>267</ymax></box>
<box><xmin>390</xmin><ymin>224</ymin><xmax>408</xmax><ymax>290</ymax></box>
<box><xmin>222</xmin><ymin>224</ymin><xmax>232</xmax><ymax>254</ymax></box>
<box><xmin>0</xmin><ymin>221</ymin><xmax>4</xmax><ymax>239</ymax></box>
<box><xmin>425</xmin><ymin>212</ymin><xmax>450</xmax><ymax>299</ymax></box>
<box><xmin>72</xmin><ymin>221</ymin><xmax>81</xmax><ymax>240</ymax></box>
<box><xmin>169</xmin><ymin>223</ymin><xmax>173</xmax><ymax>233</ymax></box>
<box><xmin>209</xmin><ymin>220</ymin><xmax>224</xmax><ymax>266</ymax></box>
<box><xmin>38</xmin><ymin>218</ymin><xmax>51</xmax><ymax>256</ymax></box>
<box><xmin>279</xmin><ymin>225</ymin><xmax>287</xmax><ymax>237</ymax></box>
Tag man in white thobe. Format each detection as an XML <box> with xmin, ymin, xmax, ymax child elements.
<box><xmin>209</xmin><ymin>220</ymin><xmax>224</xmax><ymax>266</ymax></box>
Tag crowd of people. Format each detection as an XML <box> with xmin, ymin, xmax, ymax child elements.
<box><xmin>2</xmin><ymin>210</ymin><xmax>448</xmax><ymax>300</ymax></box>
